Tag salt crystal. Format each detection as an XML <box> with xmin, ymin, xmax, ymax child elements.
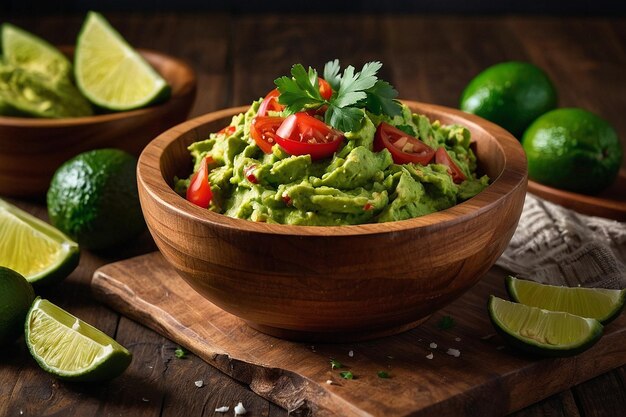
<box><xmin>234</xmin><ymin>402</ymin><xmax>247</xmax><ymax>415</ymax></box>
<box><xmin>455</xmin><ymin>337</ymin><xmax>461</xmax><ymax>342</ymax></box>
<box><xmin>141</xmin><ymin>398</ymin><xmax>150</xmax><ymax>402</ymax></box>
<box><xmin>348</xmin><ymin>350</ymin><xmax>354</xmax><ymax>357</ymax></box>
<box><xmin>194</xmin><ymin>380</ymin><xmax>204</xmax><ymax>388</ymax></box>
<box><xmin>215</xmin><ymin>406</ymin><xmax>229</xmax><ymax>413</ymax></box>
<box><xmin>429</xmin><ymin>342</ymin><xmax>437</xmax><ymax>349</ymax></box>
<box><xmin>426</xmin><ymin>353</ymin><xmax>434</xmax><ymax>360</ymax></box>
<box><xmin>446</xmin><ymin>348</ymin><xmax>461</xmax><ymax>357</ymax></box>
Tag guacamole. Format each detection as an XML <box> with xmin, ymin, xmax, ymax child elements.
<box><xmin>175</xmin><ymin>100</ymin><xmax>490</xmax><ymax>226</ymax></box>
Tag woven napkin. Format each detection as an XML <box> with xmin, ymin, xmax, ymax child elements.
<box><xmin>496</xmin><ymin>193</ymin><xmax>626</xmax><ymax>289</ymax></box>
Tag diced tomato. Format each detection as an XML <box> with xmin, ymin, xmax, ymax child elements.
<box><xmin>244</xmin><ymin>164</ymin><xmax>259</xmax><ymax>184</ymax></box>
<box><xmin>250</xmin><ymin>116</ymin><xmax>284</xmax><ymax>154</ymax></box>
<box><xmin>186</xmin><ymin>156</ymin><xmax>213</xmax><ymax>208</ymax></box>
<box><xmin>217</xmin><ymin>125</ymin><xmax>236</xmax><ymax>136</ymax></box>
<box><xmin>282</xmin><ymin>193</ymin><xmax>292</xmax><ymax>206</ymax></box>
<box><xmin>363</xmin><ymin>203</ymin><xmax>373</xmax><ymax>211</ymax></box>
<box><xmin>373</xmin><ymin>122</ymin><xmax>435</xmax><ymax>165</ymax></box>
<box><xmin>274</xmin><ymin>112</ymin><xmax>344</xmax><ymax>160</ymax></box>
<box><xmin>435</xmin><ymin>147</ymin><xmax>467</xmax><ymax>184</ymax></box>
<box><xmin>318</xmin><ymin>78</ymin><xmax>333</xmax><ymax>100</ymax></box>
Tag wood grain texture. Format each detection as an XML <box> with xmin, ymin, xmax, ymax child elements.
<box><xmin>136</xmin><ymin>101</ymin><xmax>527</xmax><ymax>341</ymax></box>
<box><xmin>92</xmin><ymin>252</ymin><xmax>626</xmax><ymax>417</ymax></box>
<box><xmin>0</xmin><ymin>49</ymin><xmax>196</xmax><ymax>197</ymax></box>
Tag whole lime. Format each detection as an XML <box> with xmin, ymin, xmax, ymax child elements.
<box><xmin>0</xmin><ymin>266</ymin><xmax>35</xmax><ymax>346</ymax></box>
<box><xmin>47</xmin><ymin>149</ymin><xmax>145</xmax><ymax>250</ymax></box>
<box><xmin>522</xmin><ymin>108</ymin><xmax>622</xmax><ymax>194</ymax></box>
<box><xmin>460</xmin><ymin>61</ymin><xmax>558</xmax><ymax>138</ymax></box>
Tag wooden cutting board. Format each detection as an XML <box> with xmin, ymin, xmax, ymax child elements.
<box><xmin>92</xmin><ymin>252</ymin><xmax>626</xmax><ymax>417</ymax></box>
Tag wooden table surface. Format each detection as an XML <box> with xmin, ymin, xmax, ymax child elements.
<box><xmin>1</xmin><ymin>12</ymin><xmax>625</xmax><ymax>417</ymax></box>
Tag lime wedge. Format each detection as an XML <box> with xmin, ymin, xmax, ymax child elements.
<box><xmin>1</xmin><ymin>23</ymin><xmax>72</xmax><ymax>83</ymax></box>
<box><xmin>25</xmin><ymin>298</ymin><xmax>132</xmax><ymax>381</ymax></box>
<box><xmin>488</xmin><ymin>296</ymin><xmax>603</xmax><ymax>357</ymax></box>
<box><xmin>507</xmin><ymin>276</ymin><xmax>626</xmax><ymax>324</ymax></box>
<box><xmin>0</xmin><ymin>198</ymin><xmax>79</xmax><ymax>286</ymax></box>
<box><xmin>0</xmin><ymin>61</ymin><xmax>93</xmax><ymax>118</ymax></box>
<box><xmin>75</xmin><ymin>12</ymin><xmax>170</xmax><ymax>111</ymax></box>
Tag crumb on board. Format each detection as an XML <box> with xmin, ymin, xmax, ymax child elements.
<box><xmin>215</xmin><ymin>406</ymin><xmax>229</xmax><ymax>413</ymax></box>
<box><xmin>446</xmin><ymin>348</ymin><xmax>461</xmax><ymax>357</ymax></box>
<box><xmin>234</xmin><ymin>402</ymin><xmax>247</xmax><ymax>415</ymax></box>
<box><xmin>426</xmin><ymin>352</ymin><xmax>434</xmax><ymax>360</ymax></box>
<box><xmin>348</xmin><ymin>350</ymin><xmax>354</xmax><ymax>357</ymax></box>
<box><xmin>429</xmin><ymin>342</ymin><xmax>438</xmax><ymax>349</ymax></box>
<box><xmin>194</xmin><ymin>380</ymin><xmax>204</xmax><ymax>388</ymax></box>
<box><xmin>326</xmin><ymin>379</ymin><xmax>333</xmax><ymax>385</ymax></box>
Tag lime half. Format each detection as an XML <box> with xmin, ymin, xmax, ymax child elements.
<box><xmin>488</xmin><ymin>296</ymin><xmax>603</xmax><ymax>357</ymax></box>
<box><xmin>1</xmin><ymin>23</ymin><xmax>72</xmax><ymax>83</ymax></box>
<box><xmin>506</xmin><ymin>276</ymin><xmax>626</xmax><ymax>324</ymax></box>
<box><xmin>75</xmin><ymin>12</ymin><xmax>170</xmax><ymax>111</ymax></box>
<box><xmin>26</xmin><ymin>298</ymin><xmax>132</xmax><ymax>381</ymax></box>
<box><xmin>0</xmin><ymin>198</ymin><xmax>79</xmax><ymax>286</ymax></box>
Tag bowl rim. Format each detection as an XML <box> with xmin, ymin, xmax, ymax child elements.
<box><xmin>0</xmin><ymin>47</ymin><xmax>196</xmax><ymax>127</ymax></box>
<box><xmin>138</xmin><ymin>100</ymin><xmax>527</xmax><ymax>237</ymax></box>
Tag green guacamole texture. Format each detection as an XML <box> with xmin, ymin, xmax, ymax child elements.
<box><xmin>175</xmin><ymin>100</ymin><xmax>489</xmax><ymax>225</ymax></box>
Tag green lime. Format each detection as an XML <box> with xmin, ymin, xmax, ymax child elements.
<box><xmin>75</xmin><ymin>12</ymin><xmax>170</xmax><ymax>111</ymax></box>
<box><xmin>47</xmin><ymin>149</ymin><xmax>145</xmax><ymax>250</ymax></box>
<box><xmin>506</xmin><ymin>276</ymin><xmax>626</xmax><ymax>324</ymax></box>
<box><xmin>488</xmin><ymin>296</ymin><xmax>603</xmax><ymax>357</ymax></box>
<box><xmin>0</xmin><ymin>198</ymin><xmax>79</xmax><ymax>286</ymax></box>
<box><xmin>460</xmin><ymin>61</ymin><xmax>557</xmax><ymax>137</ymax></box>
<box><xmin>1</xmin><ymin>23</ymin><xmax>72</xmax><ymax>84</ymax></box>
<box><xmin>25</xmin><ymin>298</ymin><xmax>132</xmax><ymax>381</ymax></box>
<box><xmin>522</xmin><ymin>108</ymin><xmax>622</xmax><ymax>194</ymax></box>
<box><xmin>0</xmin><ymin>61</ymin><xmax>93</xmax><ymax>118</ymax></box>
<box><xmin>0</xmin><ymin>267</ymin><xmax>35</xmax><ymax>346</ymax></box>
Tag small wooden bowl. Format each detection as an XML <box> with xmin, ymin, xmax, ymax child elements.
<box><xmin>137</xmin><ymin>101</ymin><xmax>527</xmax><ymax>342</ymax></box>
<box><xmin>0</xmin><ymin>48</ymin><xmax>196</xmax><ymax>198</ymax></box>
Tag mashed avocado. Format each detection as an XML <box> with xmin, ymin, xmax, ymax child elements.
<box><xmin>176</xmin><ymin>100</ymin><xmax>489</xmax><ymax>225</ymax></box>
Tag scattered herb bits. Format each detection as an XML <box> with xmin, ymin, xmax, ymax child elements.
<box><xmin>340</xmin><ymin>371</ymin><xmax>354</xmax><ymax>380</ymax></box>
<box><xmin>377</xmin><ymin>371</ymin><xmax>390</xmax><ymax>379</ymax></box>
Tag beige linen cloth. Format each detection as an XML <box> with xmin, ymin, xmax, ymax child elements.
<box><xmin>496</xmin><ymin>193</ymin><xmax>626</xmax><ymax>289</ymax></box>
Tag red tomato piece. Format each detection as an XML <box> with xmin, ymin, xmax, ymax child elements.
<box><xmin>274</xmin><ymin>112</ymin><xmax>344</xmax><ymax>160</ymax></box>
<box><xmin>318</xmin><ymin>78</ymin><xmax>333</xmax><ymax>100</ymax></box>
<box><xmin>244</xmin><ymin>164</ymin><xmax>259</xmax><ymax>184</ymax></box>
<box><xmin>373</xmin><ymin>122</ymin><xmax>435</xmax><ymax>165</ymax></box>
<box><xmin>250</xmin><ymin>116</ymin><xmax>284</xmax><ymax>154</ymax></box>
<box><xmin>435</xmin><ymin>147</ymin><xmax>467</xmax><ymax>184</ymax></box>
<box><xmin>186</xmin><ymin>156</ymin><xmax>213</xmax><ymax>208</ymax></box>
<box><xmin>217</xmin><ymin>125</ymin><xmax>236</xmax><ymax>136</ymax></box>
<box><xmin>257</xmin><ymin>89</ymin><xmax>285</xmax><ymax>117</ymax></box>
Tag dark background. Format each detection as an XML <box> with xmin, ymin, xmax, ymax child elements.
<box><xmin>2</xmin><ymin>0</ymin><xmax>626</xmax><ymax>15</ymax></box>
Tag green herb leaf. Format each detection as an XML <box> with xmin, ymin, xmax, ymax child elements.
<box><xmin>362</xmin><ymin>80</ymin><xmax>402</xmax><ymax>117</ymax></box>
<box><xmin>323</xmin><ymin>59</ymin><xmax>341</xmax><ymax>91</ymax></box>
<box><xmin>330</xmin><ymin>358</ymin><xmax>343</xmax><ymax>369</ymax></box>
<box><xmin>325</xmin><ymin>105</ymin><xmax>365</xmax><ymax>133</ymax></box>
<box><xmin>276</xmin><ymin>60</ymin><xmax>401</xmax><ymax>132</ymax></box>
<box><xmin>395</xmin><ymin>124</ymin><xmax>417</xmax><ymax>137</ymax></box>
<box><xmin>175</xmin><ymin>347</ymin><xmax>187</xmax><ymax>359</ymax></box>
<box><xmin>275</xmin><ymin>64</ymin><xmax>325</xmax><ymax>115</ymax></box>
<box><xmin>340</xmin><ymin>371</ymin><xmax>354</xmax><ymax>380</ymax></box>
<box><xmin>437</xmin><ymin>315</ymin><xmax>455</xmax><ymax>330</ymax></box>
<box><xmin>377</xmin><ymin>371</ymin><xmax>390</xmax><ymax>378</ymax></box>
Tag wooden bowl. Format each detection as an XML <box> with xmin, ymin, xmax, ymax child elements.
<box><xmin>137</xmin><ymin>101</ymin><xmax>527</xmax><ymax>342</ymax></box>
<box><xmin>0</xmin><ymin>48</ymin><xmax>196</xmax><ymax>198</ymax></box>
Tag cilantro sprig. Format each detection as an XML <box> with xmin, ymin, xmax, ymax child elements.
<box><xmin>274</xmin><ymin>59</ymin><xmax>402</xmax><ymax>132</ymax></box>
